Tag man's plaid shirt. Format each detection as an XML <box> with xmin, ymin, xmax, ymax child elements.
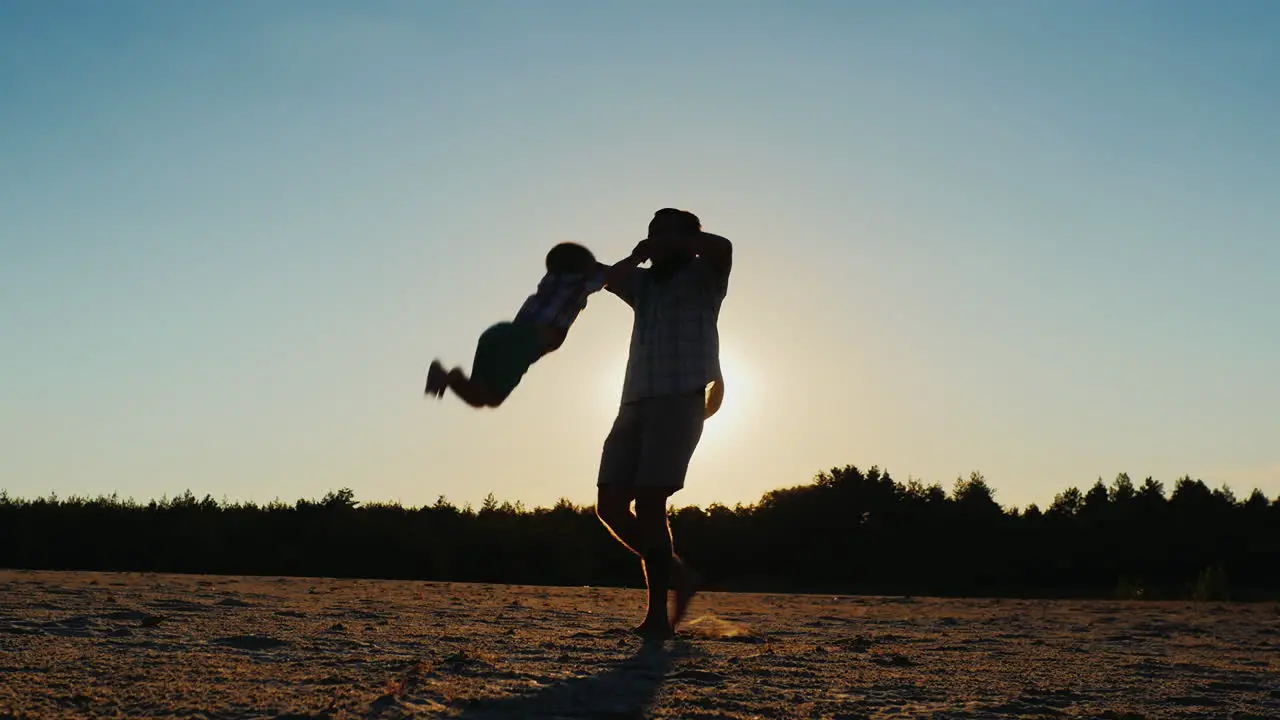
<box><xmin>514</xmin><ymin>269</ymin><xmax>607</xmax><ymax>331</ymax></box>
<box><xmin>617</xmin><ymin>258</ymin><xmax>729</xmax><ymax>403</ymax></box>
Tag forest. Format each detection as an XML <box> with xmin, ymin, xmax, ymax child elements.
<box><xmin>2</xmin><ymin>465</ymin><xmax>1277</xmax><ymax>601</ymax></box>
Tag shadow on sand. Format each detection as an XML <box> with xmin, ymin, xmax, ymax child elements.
<box><xmin>451</xmin><ymin>639</ymin><xmax>674</xmax><ymax>719</ymax></box>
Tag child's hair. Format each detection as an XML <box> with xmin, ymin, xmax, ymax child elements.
<box><xmin>545</xmin><ymin>242</ymin><xmax>597</xmax><ymax>275</ymax></box>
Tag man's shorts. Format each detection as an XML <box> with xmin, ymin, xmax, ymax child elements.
<box><xmin>471</xmin><ymin>321</ymin><xmax>545</xmax><ymax>402</ymax></box>
<box><xmin>597</xmin><ymin>390</ymin><xmax>706</xmax><ymax>493</ymax></box>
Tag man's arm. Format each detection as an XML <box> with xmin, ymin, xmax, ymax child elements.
<box><xmin>602</xmin><ymin>240</ymin><xmax>650</xmax><ymax>306</ymax></box>
<box><xmin>691</xmin><ymin>232</ymin><xmax>732</xmax><ymax>288</ymax></box>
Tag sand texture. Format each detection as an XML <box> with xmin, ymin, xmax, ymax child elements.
<box><xmin>0</xmin><ymin>570</ymin><xmax>1277</xmax><ymax>719</ymax></box>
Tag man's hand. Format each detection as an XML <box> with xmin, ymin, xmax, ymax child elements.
<box><xmin>603</xmin><ymin>241</ymin><xmax>651</xmax><ymax>305</ymax></box>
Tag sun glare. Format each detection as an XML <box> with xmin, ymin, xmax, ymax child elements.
<box><xmin>699</xmin><ymin>346</ymin><xmax>753</xmax><ymax>448</ymax></box>
<box><xmin>593</xmin><ymin>344</ymin><xmax>756</xmax><ymax>449</ymax></box>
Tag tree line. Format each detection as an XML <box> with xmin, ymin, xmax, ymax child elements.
<box><xmin>2</xmin><ymin>466</ymin><xmax>1277</xmax><ymax>601</ymax></box>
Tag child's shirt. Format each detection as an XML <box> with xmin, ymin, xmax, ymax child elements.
<box><xmin>514</xmin><ymin>269</ymin><xmax>607</xmax><ymax>332</ymax></box>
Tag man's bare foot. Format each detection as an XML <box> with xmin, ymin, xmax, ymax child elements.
<box><xmin>425</xmin><ymin>360</ymin><xmax>448</xmax><ymax>397</ymax></box>
<box><xmin>671</xmin><ymin>557</ymin><xmax>700</xmax><ymax>629</ymax></box>
<box><xmin>632</xmin><ymin>618</ymin><xmax>674</xmax><ymax>641</ymax></box>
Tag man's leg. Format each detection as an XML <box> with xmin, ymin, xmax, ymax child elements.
<box><xmin>634</xmin><ymin>488</ymin><xmax>677</xmax><ymax>637</ymax></box>
<box><xmin>633</xmin><ymin>391</ymin><xmax>706</xmax><ymax>635</ymax></box>
<box><xmin>598</xmin><ymin>484</ymin><xmax>685</xmax><ymax>638</ymax></box>
<box><xmin>595</xmin><ymin>485</ymin><xmax>641</xmax><ymax>556</ymax></box>
<box><xmin>670</xmin><ymin>547</ymin><xmax>699</xmax><ymax>629</ymax></box>
<box><xmin>598</xmin><ymin>402</ymin><xmax>673</xmax><ymax>635</ymax></box>
<box><xmin>596</xmin><ymin>402</ymin><xmax>644</xmax><ymax>545</ymax></box>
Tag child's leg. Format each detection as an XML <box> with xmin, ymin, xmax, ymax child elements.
<box><xmin>443</xmin><ymin>367</ymin><xmax>503</xmax><ymax>408</ymax></box>
<box><xmin>425</xmin><ymin>322</ymin><xmax>537</xmax><ymax>409</ymax></box>
<box><xmin>425</xmin><ymin>360</ymin><xmax>449</xmax><ymax>397</ymax></box>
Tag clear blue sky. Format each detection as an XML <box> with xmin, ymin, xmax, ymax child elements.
<box><xmin>3</xmin><ymin>1</ymin><xmax>1278</xmax><ymax>512</ymax></box>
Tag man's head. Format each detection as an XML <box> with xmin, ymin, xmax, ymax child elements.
<box><xmin>647</xmin><ymin>208</ymin><xmax>701</xmax><ymax>266</ymax></box>
<box><xmin>545</xmin><ymin>242</ymin><xmax>598</xmax><ymax>276</ymax></box>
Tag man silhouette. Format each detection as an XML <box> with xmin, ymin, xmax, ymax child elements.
<box><xmin>595</xmin><ymin>208</ymin><xmax>732</xmax><ymax>639</ymax></box>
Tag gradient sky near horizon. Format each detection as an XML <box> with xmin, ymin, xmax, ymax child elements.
<box><xmin>3</xmin><ymin>1</ymin><xmax>1279</xmax><ymax>513</ymax></box>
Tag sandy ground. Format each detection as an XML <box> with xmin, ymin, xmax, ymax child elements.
<box><xmin>0</xmin><ymin>570</ymin><xmax>1277</xmax><ymax>719</ymax></box>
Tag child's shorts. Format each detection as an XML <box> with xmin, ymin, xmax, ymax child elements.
<box><xmin>472</xmin><ymin>321</ymin><xmax>545</xmax><ymax>402</ymax></box>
